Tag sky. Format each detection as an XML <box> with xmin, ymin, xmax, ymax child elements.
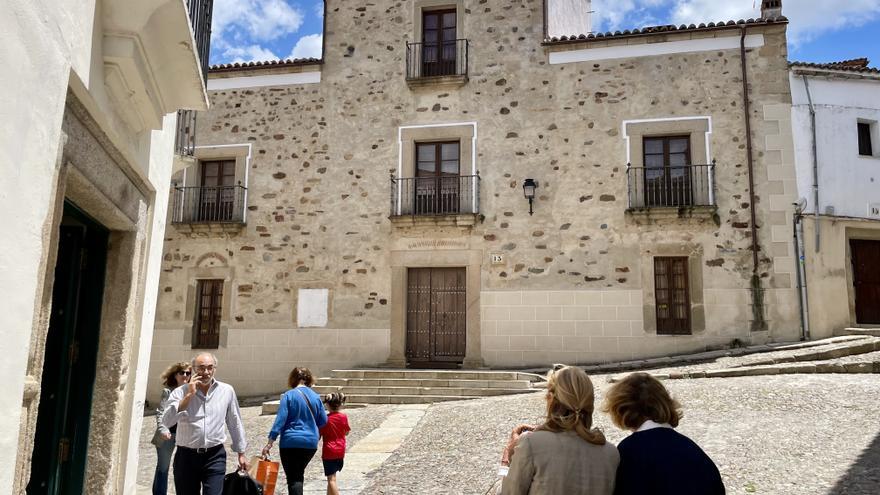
<box><xmin>208</xmin><ymin>0</ymin><xmax>880</xmax><ymax>67</ymax></box>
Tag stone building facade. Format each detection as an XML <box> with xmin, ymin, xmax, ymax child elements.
<box><xmin>148</xmin><ymin>0</ymin><xmax>801</xmax><ymax>401</ymax></box>
<box><xmin>1</xmin><ymin>0</ymin><xmax>210</xmax><ymax>493</ymax></box>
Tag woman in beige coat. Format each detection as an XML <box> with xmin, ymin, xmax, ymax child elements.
<box><xmin>502</xmin><ymin>366</ymin><xmax>619</xmax><ymax>495</ymax></box>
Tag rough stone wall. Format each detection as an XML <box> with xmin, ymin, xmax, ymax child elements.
<box><xmin>151</xmin><ymin>1</ymin><xmax>801</xmax><ymax>395</ymax></box>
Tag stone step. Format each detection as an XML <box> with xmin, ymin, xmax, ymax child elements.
<box><xmin>316</xmin><ymin>377</ymin><xmax>532</xmax><ymax>389</ymax></box>
<box><xmin>330</xmin><ymin>369</ymin><xmax>540</xmax><ymax>382</ymax></box>
<box><xmin>262</xmin><ymin>393</ymin><xmax>483</xmax><ymax>413</ymax></box>
<box><xmin>312</xmin><ymin>385</ymin><xmax>538</xmax><ymax>397</ymax></box>
<box><xmin>835</xmin><ymin>327</ymin><xmax>880</xmax><ymax>337</ymax></box>
<box><xmin>344</xmin><ymin>394</ymin><xmax>486</xmax><ymax>404</ymax></box>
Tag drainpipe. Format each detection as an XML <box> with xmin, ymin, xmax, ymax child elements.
<box><xmin>801</xmin><ymin>75</ymin><xmax>820</xmax><ymax>252</ymax></box>
<box><xmin>792</xmin><ymin>206</ymin><xmax>811</xmax><ymax>340</ymax></box>
<box><xmin>740</xmin><ymin>27</ymin><xmax>765</xmax><ymax>330</ymax></box>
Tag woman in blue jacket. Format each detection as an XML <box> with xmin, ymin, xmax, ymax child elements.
<box><xmin>262</xmin><ymin>367</ymin><xmax>328</xmax><ymax>495</ymax></box>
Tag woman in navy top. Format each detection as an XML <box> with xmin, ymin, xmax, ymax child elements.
<box><xmin>604</xmin><ymin>372</ymin><xmax>725</xmax><ymax>495</ymax></box>
<box><xmin>262</xmin><ymin>367</ymin><xmax>328</xmax><ymax>495</ymax></box>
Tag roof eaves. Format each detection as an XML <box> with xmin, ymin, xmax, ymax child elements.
<box><xmin>209</xmin><ymin>58</ymin><xmax>324</xmax><ymax>74</ymax></box>
<box><xmin>542</xmin><ymin>16</ymin><xmax>788</xmax><ymax>46</ymax></box>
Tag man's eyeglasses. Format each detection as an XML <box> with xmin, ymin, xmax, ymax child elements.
<box><xmin>177</xmin><ymin>370</ymin><xmax>192</xmax><ymax>376</ymax></box>
<box><xmin>195</xmin><ymin>365</ymin><xmax>216</xmax><ymax>372</ymax></box>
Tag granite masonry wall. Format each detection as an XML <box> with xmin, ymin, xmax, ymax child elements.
<box><xmin>148</xmin><ymin>0</ymin><xmax>801</xmax><ymax>400</ymax></box>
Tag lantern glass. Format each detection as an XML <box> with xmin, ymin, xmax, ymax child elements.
<box><xmin>522</xmin><ymin>179</ymin><xmax>537</xmax><ymax>199</ymax></box>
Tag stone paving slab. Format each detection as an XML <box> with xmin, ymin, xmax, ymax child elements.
<box><xmin>360</xmin><ymin>375</ymin><xmax>880</xmax><ymax>494</ymax></box>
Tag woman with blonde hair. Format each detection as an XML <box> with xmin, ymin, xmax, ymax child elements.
<box><xmin>151</xmin><ymin>361</ymin><xmax>191</xmax><ymax>494</ymax></box>
<box><xmin>502</xmin><ymin>365</ymin><xmax>619</xmax><ymax>495</ymax></box>
<box><xmin>603</xmin><ymin>372</ymin><xmax>724</xmax><ymax>495</ymax></box>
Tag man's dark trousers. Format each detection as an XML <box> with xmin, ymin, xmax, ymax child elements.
<box><xmin>173</xmin><ymin>444</ymin><xmax>226</xmax><ymax>494</ymax></box>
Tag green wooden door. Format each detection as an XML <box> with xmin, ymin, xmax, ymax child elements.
<box><xmin>28</xmin><ymin>202</ymin><xmax>108</xmax><ymax>495</ymax></box>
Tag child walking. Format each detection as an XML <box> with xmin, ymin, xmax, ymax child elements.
<box><xmin>319</xmin><ymin>393</ymin><xmax>350</xmax><ymax>495</ymax></box>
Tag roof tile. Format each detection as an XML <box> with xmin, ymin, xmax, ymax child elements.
<box><xmin>544</xmin><ymin>16</ymin><xmax>788</xmax><ymax>45</ymax></box>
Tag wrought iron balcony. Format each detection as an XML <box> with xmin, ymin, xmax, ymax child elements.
<box><xmin>171</xmin><ymin>185</ymin><xmax>247</xmax><ymax>224</ymax></box>
<box><xmin>174</xmin><ymin>109</ymin><xmax>197</xmax><ymax>157</ymax></box>
<box><xmin>626</xmin><ymin>162</ymin><xmax>716</xmax><ymax>209</ymax></box>
<box><xmin>391</xmin><ymin>174</ymin><xmax>480</xmax><ymax>217</ymax></box>
<box><xmin>405</xmin><ymin>39</ymin><xmax>469</xmax><ymax>80</ymax></box>
<box><xmin>174</xmin><ymin>0</ymin><xmax>213</xmax><ymax>156</ymax></box>
<box><xmin>186</xmin><ymin>0</ymin><xmax>213</xmax><ymax>86</ymax></box>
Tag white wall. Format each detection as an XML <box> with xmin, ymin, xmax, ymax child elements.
<box><xmin>0</xmin><ymin>2</ymin><xmax>94</xmax><ymax>491</ymax></box>
<box><xmin>547</xmin><ymin>0</ymin><xmax>591</xmax><ymax>37</ymax></box>
<box><xmin>790</xmin><ymin>72</ymin><xmax>880</xmax><ymax>219</ymax></box>
<box><xmin>0</xmin><ymin>1</ymin><xmax>195</xmax><ymax>492</ymax></box>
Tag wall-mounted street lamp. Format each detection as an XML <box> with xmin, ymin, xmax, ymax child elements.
<box><xmin>522</xmin><ymin>178</ymin><xmax>538</xmax><ymax>216</ymax></box>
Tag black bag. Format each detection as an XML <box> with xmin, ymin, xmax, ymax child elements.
<box><xmin>223</xmin><ymin>471</ymin><xmax>263</xmax><ymax>495</ymax></box>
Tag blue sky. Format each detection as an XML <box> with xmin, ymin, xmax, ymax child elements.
<box><xmin>209</xmin><ymin>0</ymin><xmax>880</xmax><ymax>67</ymax></box>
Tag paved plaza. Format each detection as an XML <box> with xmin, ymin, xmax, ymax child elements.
<box><xmin>137</xmin><ymin>372</ymin><xmax>880</xmax><ymax>494</ymax></box>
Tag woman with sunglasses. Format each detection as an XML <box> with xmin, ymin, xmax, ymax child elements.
<box><xmin>151</xmin><ymin>361</ymin><xmax>192</xmax><ymax>494</ymax></box>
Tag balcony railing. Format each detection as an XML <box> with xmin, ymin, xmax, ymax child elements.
<box><xmin>186</xmin><ymin>0</ymin><xmax>213</xmax><ymax>85</ymax></box>
<box><xmin>171</xmin><ymin>185</ymin><xmax>247</xmax><ymax>224</ymax></box>
<box><xmin>391</xmin><ymin>174</ymin><xmax>480</xmax><ymax>216</ymax></box>
<box><xmin>174</xmin><ymin>0</ymin><xmax>213</xmax><ymax>156</ymax></box>
<box><xmin>174</xmin><ymin>109</ymin><xmax>197</xmax><ymax>156</ymax></box>
<box><xmin>626</xmin><ymin>162</ymin><xmax>716</xmax><ymax>209</ymax></box>
<box><xmin>406</xmin><ymin>39</ymin><xmax>469</xmax><ymax>80</ymax></box>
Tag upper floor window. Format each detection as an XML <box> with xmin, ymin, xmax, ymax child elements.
<box><xmin>414</xmin><ymin>141</ymin><xmax>461</xmax><ymax>215</ymax></box>
<box><xmin>171</xmin><ymin>149</ymin><xmax>249</xmax><ymax>227</ymax></box>
<box><xmin>643</xmin><ymin>136</ymin><xmax>693</xmax><ymax>207</ymax></box>
<box><xmin>858</xmin><ymin>122</ymin><xmax>874</xmax><ymax>156</ymax></box>
<box><xmin>422</xmin><ymin>9</ymin><xmax>457</xmax><ymax>77</ymax></box>
<box><xmin>406</xmin><ymin>2</ymin><xmax>468</xmax><ymax>84</ymax></box>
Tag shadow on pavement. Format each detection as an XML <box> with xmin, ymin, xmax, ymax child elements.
<box><xmin>828</xmin><ymin>429</ymin><xmax>880</xmax><ymax>494</ymax></box>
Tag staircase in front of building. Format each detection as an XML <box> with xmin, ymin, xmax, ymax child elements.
<box><xmin>262</xmin><ymin>369</ymin><xmax>545</xmax><ymax>413</ymax></box>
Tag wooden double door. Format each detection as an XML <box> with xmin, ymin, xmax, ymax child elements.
<box><xmin>406</xmin><ymin>268</ymin><xmax>467</xmax><ymax>365</ymax></box>
<box><xmin>851</xmin><ymin>240</ymin><xmax>880</xmax><ymax>324</ymax></box>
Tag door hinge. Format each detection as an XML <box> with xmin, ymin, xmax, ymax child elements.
<box><xmin>58</xmin><ymin>437</ymin><xmax>70</xmax><ymax>463</ymax></box>
<box><xmin>68</xmin><ymin>341</ymin><xmax>79</xmax><ymax>364</ymax></box>
<box><xmin>79</xmin><ymin>247</ymin><xmax>88</xmax><ymax>272</ymax></box>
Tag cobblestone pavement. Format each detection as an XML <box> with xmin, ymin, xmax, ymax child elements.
<box><xmin>138</xmin><ymin>375</ymin><xmax>880</xmax><ymax>495</ymax></box>
<box><xmin>360</xmin><ymin>374</ymin><xmax>880</xmax><ymax>495</ymax></box>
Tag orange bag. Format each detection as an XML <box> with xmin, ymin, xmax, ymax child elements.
<box><xmin>248</xmin><ymin>456</ymin><xmax>280</xmax><ymax>495</ymax></box>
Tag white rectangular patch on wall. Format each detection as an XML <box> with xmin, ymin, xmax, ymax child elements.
<box><xmin>297</xmin><ymin>289</ymin><xmax>328</xmax><ymax>328</ymax></box>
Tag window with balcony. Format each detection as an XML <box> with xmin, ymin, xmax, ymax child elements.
<box><xmin>623</xmin><ymin>117</ymin><xmax>716</xmax><ymax>212</ymax></box>
<box><xmin>407</xmin><ymin>2</ymin><xmax>468</xmax><ymax>85</ymax></box>
<box><xmin>171</xmin><ymin>144</ymin><xmax>251</xmax><ymax>228</ymax></box>
<box><xmin>392</xmin><ymin>124</ymin><xmax>479</xmax><ymax>223</ymax></box>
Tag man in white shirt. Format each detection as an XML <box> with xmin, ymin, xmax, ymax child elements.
<box><xmin>163</xmin><ymin>352</ymin><xmax>248</xmax><ymax>494</ymax></box>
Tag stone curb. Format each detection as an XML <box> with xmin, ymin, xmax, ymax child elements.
<box><xmin>559</xmin><ymin>336</ymin><xmax>871</xmax><ymax>375</ymax></box>
<box><xmin>608</xmin><ymin>360</ymin><xmax>880</xmax><ymax>382</ymax></box>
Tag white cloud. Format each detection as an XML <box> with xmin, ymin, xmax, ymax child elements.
<box><xmin>223</xmin><ymin>44</ymin><xmax>280</xmax><ymax>64</ymax></box>
<box><xmin>672</xmin><ymin>0</ymin><xmax>880</xmax><ymax>45</ymax></box>
<box><xmin>314</xmin><ymin>2</ymin><xmax>324</xmax><ymax>18</ymax></box>
<box><xmin>590</xmin><ymin>0</ymin><xmax>880</xmax><ymax>48</ymax></box>
<box><xmin>212</xmin><ymin>0</ymin><xmax>304</xmax><ymax>42</ymax></box>
<box><xmin>290</xmin><ymin>34</ymin><xmax>323</xmax><ymax>60</ymax></box>
<box><xmin>591</xmin><ymin>0</ymin><xmax>669</xmax><ymax>32</ymax></box>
